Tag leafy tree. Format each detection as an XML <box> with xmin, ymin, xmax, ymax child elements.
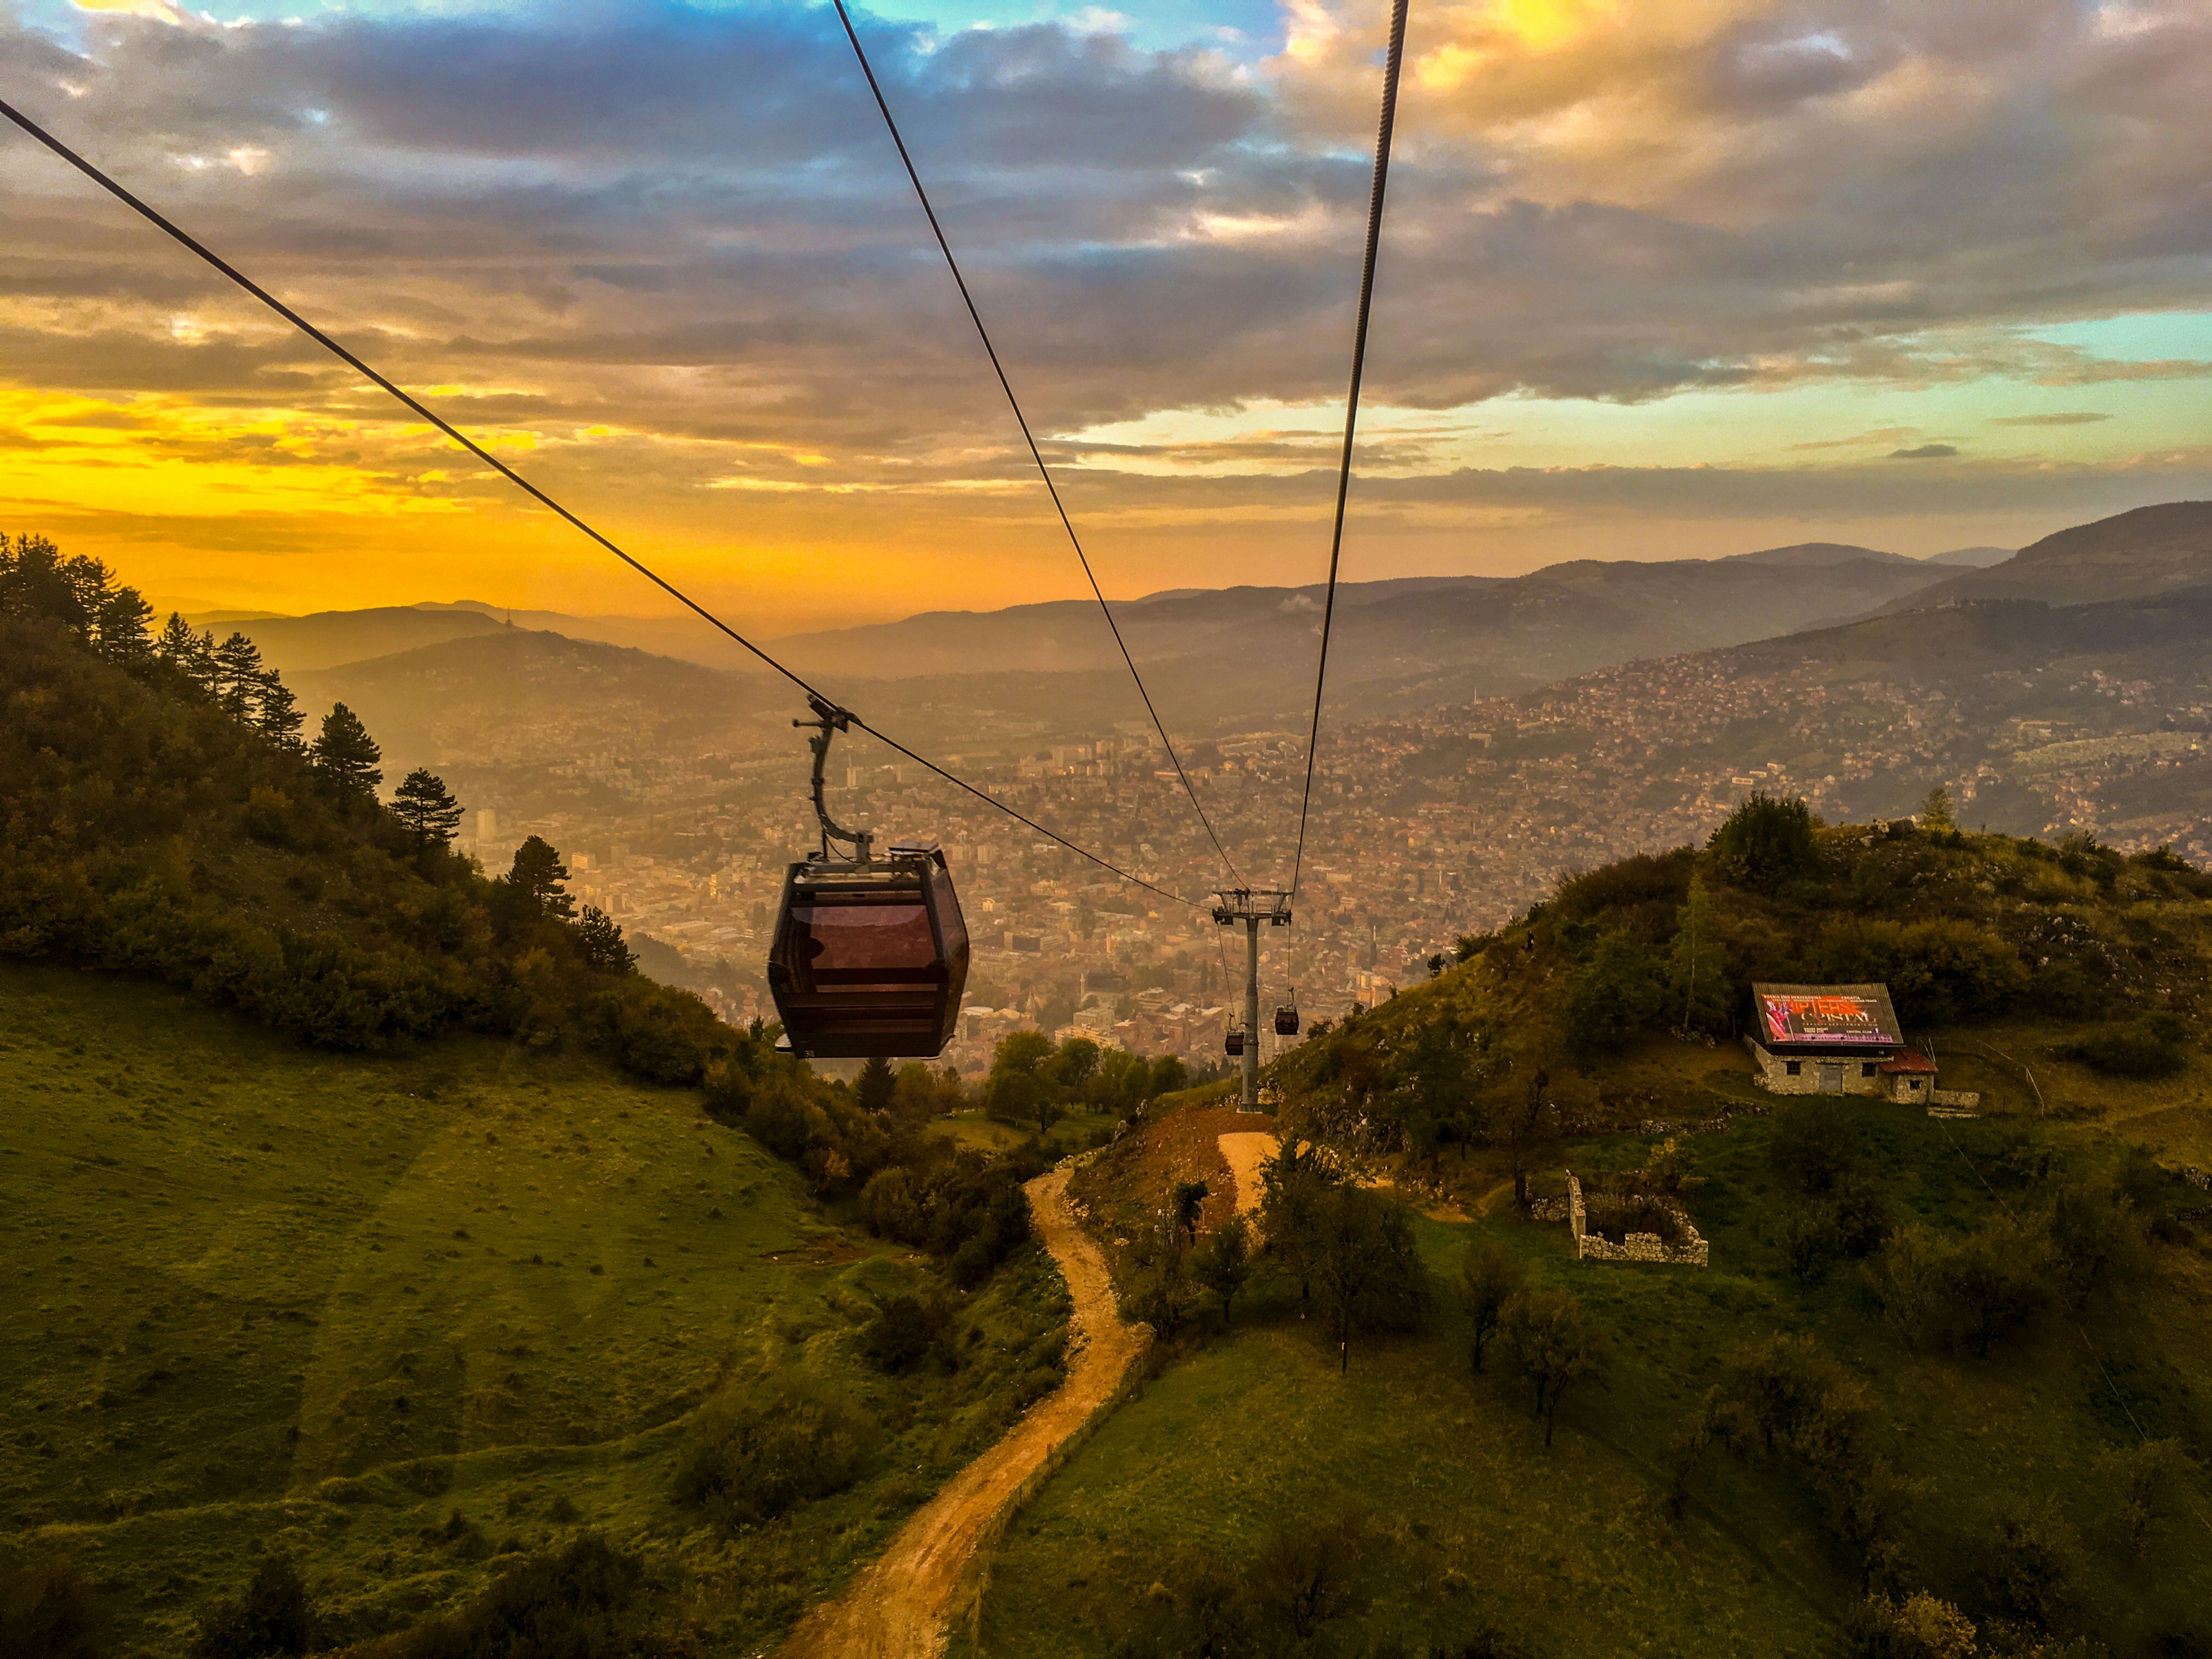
<box><xmin>1921</xmin><ymin>784</ymin><xmax>1956</xmax><ymax>833</ymax></box>
<box><xmin>1565</xmin><ymin>927</ymin><xmax>1664</xmax><ymax>1053</ymax></box>
<box><xmin>1147</xmin><ymin>1054</ymin><xmax>1188</xmax><ymax>1097</ymax></box>
<box><xmin>1708</xmin><ymin>791</ymin><xmax>1817</xmax><ymax>891</ymax></box>
<box><xmin>855</xmin><ymin>1054</ymin><xmax>896</xmax><ymax>1115</ymax></box>
<box><xmin>1194</xmin><ymin>1213</ymin><xmax>1251</xmax><ymax>1321</ymax></box>
<box><xmin>1499</xmin><ymin>1287</ymin><xmax>1609</xmax><ymax>1447</ymax></box>
<box><xmin>211</xmin><ymin>632</ymin><xmax>264</xmax><ymax>719</ymax></box>
<box><xmin>1304</xmin><ymin>1185</ymin><xmax>1427</xmax><ymax>1373</ymax></box>
<box><xmin>390</xmin><ymin>767</ymin><xmax>464</xmax><ymax>851</ymax></box>
<box><xmin>507</xmin><ymin>836</ymin><xmax>575</xmax><ymax>919</ymax></box>
<box><xmin>1986</xmin><ymin>1499</ymin><xmax>2082</xmax><ymax>1634</ymax></box>
<box><xmin>1844</xmin><ymin>1592</ymin><xmax>1979</xmax><ymax>1659</ymax></box>
<box><xmin>1666</xmin><ymin>875</ymin><xmax>1732</xmax><ymax>1033</ymax></box>
<box><xmin>574</xmin><ymin>906</ymin><xmax>634</xmax><ymax>975</ymax></box>
<box><xmin>1249</xmin><ymin>1509</ymin><xmax>1373</xmax><ymax>1643</ymax></box>
<box><xmin>309</xmin><ymin>702</ymin><xmax>382</xmax><ymax>806</ymax></box>
<box><xmin>2094</xmin><ymin>1438</ymin><xmax>2196</xmax><ymax>1554</ymax></box>
<box><xmin>1053</xmin><ymin>1034</ymin><xmax>1101</xmax><ymax>1094</ymax></box>
<box><xmin>1868</xmin><ymin>1218</ymin><xmax>2050</xmax><ymax>1358</ymax></box>
<box><xmin>1497</xmin><ymin>1062</ymin><xmax>1559</xmax><ymax>1211</ymax></box>
<box><xmin>1459</xmin><ymin>1238</ymin><xmax>1524</xmax><ymax>1373</ymax></box>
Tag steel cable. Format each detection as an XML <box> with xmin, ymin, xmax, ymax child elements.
<box><xmin>0</xmin><ymin>94</ymin><xmax>1199</xmax><ymax>910</ymax></box>
<box><xmin>1287</xmin><ymin>0</ymin><xmax>1411</xmax><ymax>905</ymax></box>
<box><xmin>828</xmin><ymin>0</ymin><xmax>1245</xmax><ymax>890</ymax></box>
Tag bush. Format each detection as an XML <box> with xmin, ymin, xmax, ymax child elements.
<box><xmin>358</xmin><ymin>1535</ymin><xmax>671</xmax><ymax>1658</ymax></box>
<box><xmin>191</xmin><ymin>1554</ymin><xmax>312</xmax><ymax>1659</ymax></box>
<box><xmin>1709</xmin><ymin>793</ymin><xmax>1817</xmax><ymax>890</ymax></box>
<box><xmin>1813</xmin><ymin>918</ymin><xmax>2029</xmax><ymax>1027</ymax></box>
<box><xmin>1844</xmin><ymin>1591</ymin><xmax>1979</xmax><ymax>1659</ymax></box>
<box><xmin>1868</xmin><ymin>1218</ymin><xmax>2050</xmax><ymax>1358</ymax></box>
<box><xmin>1563</xmin><ymin>929</ymin><xmax>1664</xmax><ymax>1054</ymax></box>
<box><xmin>1768</xmin><ymin>1097</ymin><xmax>1858</xmax><ymax>1195</ymax></box>
<box><xmin>1985</xmin><ymin>1499</ymin><xmax>2082</xmax><ymax>1633</ymax></box>
<box><xmin>861</xmin><ymin>1292</ymin><xmax>950</xmax><ymax>1374</ymax></box>
<box><xmin>672</xmin><ymin>1378</ymin><xmax>874</xmax><ymax>1527</ymax></box>
<box><xmin>0</xmin><ymin>1560</ymin><xmax>105</xmax><ymax>1659</ymax></box>
<box><xmin>2061</xmin><ymin>1022</ymin><xmax>2186</xmax><ymax>1078</ymax></box>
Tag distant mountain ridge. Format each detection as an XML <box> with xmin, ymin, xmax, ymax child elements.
<box><xmin>1877</xmin><ymin>502</ymin><xmax>2212</xmax><ymax>612</ymax></box>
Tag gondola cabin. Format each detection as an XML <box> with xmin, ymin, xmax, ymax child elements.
<box><xmin>769</xmin><ymin>841</ymin><xmax>969</xmax><ymax>1059</ymax></box>
<box><xmin>1224</xmin><ymin>1025</ymin><xmax>1245</xmax><ymax>1057</ymax></box>
<box><xmin>1274</xmin><ymin>1002</ymin><xmax>1300</xmax><ymax>1037</ymax></box>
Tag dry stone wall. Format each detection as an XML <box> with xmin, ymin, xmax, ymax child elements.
<box><xmin>1566</xmin><ymin>1171</ymin><xmax>1709</xmax><ymax>1267</ymax></box>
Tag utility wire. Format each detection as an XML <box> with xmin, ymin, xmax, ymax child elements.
<box><xmin>1287</xmin><ymin>0</ymin><xmax>1411</xmax><ymax>905</ymax></box>
<box><xmin>0</xmin><ymin>93</ymin><xmax>1198</xmax><ymax>911</ymax></box>
<box><xmin>827</xmin><ymin>0</ymin><xmax>1245</xmax><ymax>891</ymax></box>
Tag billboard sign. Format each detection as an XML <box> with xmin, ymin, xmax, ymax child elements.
<box><xmin>1759</xmin><ymin>991</ymin><xmax>1896</xmax><ymax>1047</ymax></box>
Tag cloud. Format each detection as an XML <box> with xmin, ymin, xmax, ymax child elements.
<box><xmin>2</xmin><ymin>0</ymin><xmax>2210</xmax><ymax>613</ymax></box>
<box><xmin>1988</xmin><ymin>411</ymin><xmax>2112</xmax><ymax>426</ymax></box>
<box><xmin>1888</xmin><ymin>444</ymin><xmax>1960</xmax><ymax>459</ymax></box>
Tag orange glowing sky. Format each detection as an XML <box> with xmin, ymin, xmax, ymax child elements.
<box><xmin>4</xmin><ymin>0</ymin><xmax>2210</xmax><ymax>633</ymax></box>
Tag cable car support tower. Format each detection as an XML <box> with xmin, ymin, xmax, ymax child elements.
<box><xmin>1213</xmin><ymin>888</ymin><xmax>1291</xmax><ymax>1111</ymax></box>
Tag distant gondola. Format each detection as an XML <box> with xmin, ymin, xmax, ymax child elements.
<box><xmin>1224</xmin><ymin>1023</ymin><xmax>1245</xmax><ymax>1058</ymax></box>
<box><xmin>768</xmin><ymin>698</ymin><xmax>969</xmax><ymax>1059</ymax></box>
<box><xmin>1274</xmin><ymin>993</ymin><xmax>1300</xmax><ymax>1037</ymax></box>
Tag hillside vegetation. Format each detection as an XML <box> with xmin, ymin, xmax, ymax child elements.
<box><xmin>976</xmin><ymin>800</ymin><xmax>2212</xmax><ymax>1659</ymax></box>
<box><xmin>0</xmin><ymin>963</ymin><xmax>1070</xmax><ymax>1657</ymax></box>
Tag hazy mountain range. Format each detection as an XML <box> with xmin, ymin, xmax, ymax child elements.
<box><xmin>227</xmin><ymin>507</ymin><xmax>2212</xmax><ymax>806</ymax></box>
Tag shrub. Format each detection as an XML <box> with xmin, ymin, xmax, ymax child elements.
<box><xmin>1709</xmin><ymin>793</ymin><xmax>1817</xmax><ymax>890</ymax></box>
<box><xmin>191</xmin><ymin>1554</ymin><xmax>312</xmax><ymax>1659</ymax></box>
<box><xmin>1768</xmin><ymin>1097</ymin><xmax>1858</xmax><ymax>1195</ymax></box>
<box><xmin>1984</xmin><ymin>1499</ymin><xmax>2082</xmax><ymax>1633</ymax></box>
<box><xmin>1844</xmin><ymin>1591</ymin><xmax>1979</xmax><ymax>1659</ymax></box>
<box><xmin>2094</xmin><ymin>1438</ymin><xmax>2197</xmax><ymax>1554</ymax></box>
<box><xmin>358</xmin><ymin>1535</ymin><xmax>669</xmax><ymax>1658</ymax></box>
<box><xmin>1868</xmin><ymin>1218</ymin><xmax>2050</xmax><ymax>1358</ymax></box>
<box><xmin>861</xmin><ymin>1292</ymin><xmax>950</xmax><ymax>1374</ymax></box>
<box><xmin>0</xmin><ymin>1559</ymin><xmax>105</xmax><ymax>1659</ymax></box>
<box><xmin>2061</xmin><ymin>1022</ymin><xmax>2186</xmax><ymax>1078</ymax></box>
<box><xmin>1813</xmin><ymin>918</ymin><xmax>2028</xmax><ymax>1027</ymax></box>
<box><xmin>1563</xmin><ymin>929</ymin><xmax>1664</xmax><ymax>1054</ymax></box>
<box><xmin>672</xmin><ymin>1378</ymin><xmax>874</xmax><ymax>1527</ymax></box>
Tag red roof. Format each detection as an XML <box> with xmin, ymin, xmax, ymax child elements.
<box><xmin>1880</xmin><ymin>1051</ymin><xmax>1937</xmax><ymax>1074</ymax></box>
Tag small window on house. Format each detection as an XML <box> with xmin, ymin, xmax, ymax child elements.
<box><xmin>1785</xmin><ymin>1060</ymin><xmax>1802</xmax><ymax>1076</ymax></box>
<box><xmin>1862</xmin><ymin>1062</ymin><xmax>1878</xmax><ymax>1077</ymax></box>
<box><xmin>1911</xmin><ymin>1078</ymin><xmax>1923</xmax><ymax>1090</ymax></box>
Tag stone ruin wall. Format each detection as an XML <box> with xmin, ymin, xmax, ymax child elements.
<box><xmin>1566</xmin><ymin>1171</ymin><xmax>1709</xmax><ymax>1268</ymax></box>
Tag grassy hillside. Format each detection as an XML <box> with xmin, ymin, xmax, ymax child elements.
<box><xmin>968</xmin><ymin>813</ymin><xmax>2212</xmax><ymax>1658</ymax></box>
<box><xmin>0</xmin><ymin>962</ymin><xmax>1069</xmax><ymax>1656</ymax></box>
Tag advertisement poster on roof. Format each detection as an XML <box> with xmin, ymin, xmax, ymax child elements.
<box><xmin>1759</xmin><ymin>992</ymin><xmax>1896</xmax><ymax>1047</ymax></box>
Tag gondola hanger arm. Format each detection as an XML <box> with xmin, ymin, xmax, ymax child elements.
<box><xmin>799</xmin><ymin>695</ymin><xmax>873</xmax><ymax>864</ymax></box>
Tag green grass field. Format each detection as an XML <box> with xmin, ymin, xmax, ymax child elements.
<box><xmin>0</xmin><ymin>961</ymin><xmax>1069</xmax><ymax>1654</ymax></box>
<box><xmin>935</xmin><ymin>1108</ymin><xmax>1120</xmax><ymax>1158</ymax></box>
<box><xmin>976</xmin><ymin>1079</ymin><xmax>2212</xmax><ymax>1657</ymax></box>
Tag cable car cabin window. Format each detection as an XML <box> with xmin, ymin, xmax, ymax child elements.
<box><xmin>784</xmin><ymin>892</ymin><xmax>937</xmax><ymax>986</ymax></box>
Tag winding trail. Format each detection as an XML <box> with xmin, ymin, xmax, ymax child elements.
<box><xmin>777</xmin><ymin>1164</ymin><xmax>1145</xmax><ymax>1659</ymax></box>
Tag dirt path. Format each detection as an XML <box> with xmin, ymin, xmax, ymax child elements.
<box><xmin>776</xmin><ymin>1164</ymin><xmax>1146</xmax><ymax>1659</ymax></box>
<box><xmin>1217</xmin><ymin>1130</ymin><xmax>1281</xmax><ymax>1218</ymax></box>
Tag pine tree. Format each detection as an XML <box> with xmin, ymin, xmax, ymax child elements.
<box><xmin>1666</xmin><ymin>876</ymin><xmax>1732</xmax><ymax>1035</ymax></box>
<box><xmin>508</xmin><ymin>836</ymin><xmax>574</xmax><ymax>918</ymax></box>
<box><xmin>391</xmin><ymin>767</ymin><xmax>464</xmax><ymax>851</ymax></box>
<box><xmin>212</xmin><ymin>632</ymin><xmax>265</xmax><ymax>719</ymax></box>
<box><xmin>94</xmin><ymin>585</ymin><xmax>155</xmax><ymax>670</ymax></box>
<box><xmin>254</xmin><ymin>671</ymin><xmax>306</xmax><ymax>751</ymax></box>
<box><xmin>310</xmin><ymin>703</ymin><xmax>382</xmax><ymax>806</ymax></box>
<box><xmin>575</xmin><ymin>905</ymin><xmax>633</xmax><ymax>974</ymax></box>
<box><xmin>1921</xmin><ymin>785</ymin><xmax>1956</xmax><ymax>833</ymax></box>
<box><xmin>855</xmin><ymin>1054</ymin><xmax>896</xmax><ymax>1114</ymax></box>
<box><xmin>155</xmin><ymin>612</ymin><xmax>198</xmax><ymax>671</ymax></box>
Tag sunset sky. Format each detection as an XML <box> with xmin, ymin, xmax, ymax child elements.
<box><xmin>3</xmin><ymin>0</ymin><xmax>2209</xmax><ymax>634</ymax></box>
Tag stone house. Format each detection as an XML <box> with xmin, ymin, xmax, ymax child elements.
<box><xmin>1747</xmin><ymin>982</ymin><xmax>1907</xmax><ymax>1096</ymax></box>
